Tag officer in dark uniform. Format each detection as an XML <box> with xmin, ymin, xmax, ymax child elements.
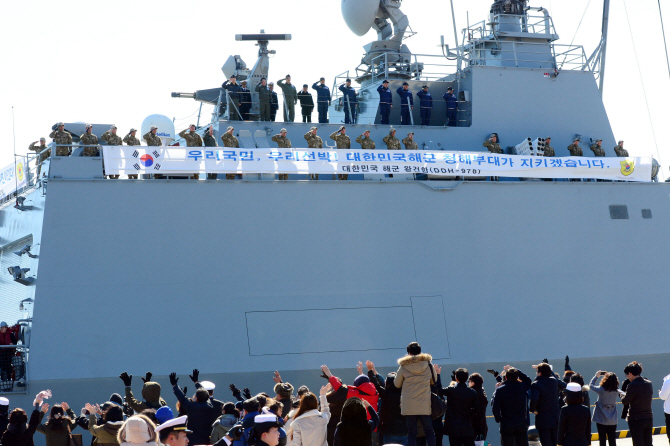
<box><xmin>312</xmin><ymin>77</ymin><xmax>331</xmax><ymax>123</ymax></box>
<box><xmin>443</xmin><ymin>86</ymin><xmax>458</xmax><ymax>126</ymax></box>
<box><xmin>396</xmin><ymin>82</ymin><xmax>414</xmax><ymax>125</ymax></box>
<box><xmin>416</xmin><ymin>85</ymin><xmax>433</xmax><ymax>126</ymax></box>
<box><xmin>238</xmin><ymin>81</ymin><xmax>252</xmax><ymax>121</ymax></box>
<box><xmin>377</xmin><ymin>80</ymin><xmax>393</xmax><ymax>125</ymax></box>
<box><xmin>338</xmin><ymin>79</ymin><xmax>358</xmax><ymax>124</ymax></box>
<box><xmin>222</xmin><ymin>75</ymin><xmax>242</xmax><ymax>121</ymax></box>
<box><xmin>297</xmin><ymin>84</ymin><xmax>315</xmax><ymax>123</ymax></box>
<box><xmin>269</xmin><ymin>82</ymin><xmax>279</xmax><ymax>122</ymax></box>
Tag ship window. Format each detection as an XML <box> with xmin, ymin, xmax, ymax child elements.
<box><xmin>641</xmin><ymin>209</ymin><xmax>652</xmax><ymax>219</ymax></box>
<box><xmin>609</xmin><ymin>205</ymin><xmax>629</xmax><ymax>220</ymax></box>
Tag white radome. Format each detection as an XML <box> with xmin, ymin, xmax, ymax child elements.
<box><xmin>341</xmin><ymin>0</ymin><xmax>380</xmax><ymax>36</ymax></box>
<box><xmin>141</xmin><ymin>114</ymin><xmax>175</xmax><ymax>146</ymax></box>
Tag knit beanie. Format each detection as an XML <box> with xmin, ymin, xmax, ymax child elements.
<box><xmin>353</xmin><ymin>375</ymin><xmax>370</xmax><ymax>387</ymax></box>
<box><xmin>109</xmin><ymin>393</ymin><xmax>124</xmax><ymax>407</ymax></box>
<box><xmin>274</xmin><ymin>382</ymin><xmax>294</xmax><ymax>399</ymax></box>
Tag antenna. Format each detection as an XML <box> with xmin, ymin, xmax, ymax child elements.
<box><xmin>12</xmin><ymin>106</ymin><xmax>17</xmax><ymax>197</ymax></box>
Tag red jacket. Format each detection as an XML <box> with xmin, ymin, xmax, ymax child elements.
<box><xmin>329</xmin><ymin>376</ymin><xmax>379</xmax><ymax>420</ymax></box>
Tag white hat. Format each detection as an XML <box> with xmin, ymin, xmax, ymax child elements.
<box><xmin>200</xmin><ymin>381</ymin><xmax>215</xmax><ymax>391</ymax></box>
<box><xmin>155</xmin><ymin>415</ymin><xmax>192</xmax><ymax>434</ymax></box>
<box><xmin>566</xmin><ymin>383</ymin><xmax>581</xmax><ymax>392</ymax></box>
<box><xmin>0</xmin><ymin>397</ymin><xmax>9</xmax><ymax>406</ymax></box>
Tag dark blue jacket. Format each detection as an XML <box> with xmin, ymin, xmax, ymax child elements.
<box><xmin>312</xmin><ymin>82</ymin><xmax>332</xmax><ymax>105</ymax></box>
<box><xmin>339</xmin><ymin>84</ymin><xmax>358</xmax><ymax>105</ymax></box>
<box><xmin>233</xmin><ymin>410</ymin><xmax>259</xmax><ymax>446</ymax></box>
<box><xmin>377</xmin><ymin>85</ymin><xmax>393</xmax><ymax>106</ymax></box>
<box><xmin>439</xmin><ymin>382</ymin><xmax>479</xmax><ymax>437</ymax></box>
<box><xmin>173</xmin><ymin>385</ymin><xmax>215</xmax><ymax>445</ymax></box>
<box><xmin>443</xmin><ymin>92</ymin><xmax>458</xmax><ymax>110</ymax></box>
<box><xmin>530</xmin><ymin>375</ymin><xmax>566</xmax><ymax>429</ymax></box>
<box><xmin>222</xmin><ymin>80</ymin><xmax>241</xmax><ymax>103</ymax></box>
<box><xmin>491</xmin><ymin>378</ymin><xmax>531</xmax><ymax>431</ymax></box>
<box><xmin>270</xmin><ymin>91</ymin><xmax>279</xmax><ymax>112</ymax></box>
<box><xmin>396</xmin><ymin>87</ymin><xmax>414</xmax><ymax>107</ymax></box>
<box><xmin>417</xmin><ymin>90</ymin><xmax>433</xmax><ymax>109</ymax></box>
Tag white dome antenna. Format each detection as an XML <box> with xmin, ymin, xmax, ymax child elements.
<box><xmin>341</xmin><ymin>0</ymin><xmax>381</xmax><ymax>36</ymax></box>
<box><xmin>141</xmin><ymin>114</ymin><xmax>175</xmax><ymax>146</ymax></box>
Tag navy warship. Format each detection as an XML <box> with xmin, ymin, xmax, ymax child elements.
<box><xmin>1</xmin><ymin>0</ymin><xmax>669</xmax><ymax>443</ymax></box>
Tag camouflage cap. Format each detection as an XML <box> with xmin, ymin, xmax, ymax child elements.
<box><xmin>573</xmin><ymin>137</ymin><xmax>579</xmax><ymax>142</ymax></box>
<box><xmin>310</xmin><ymin>126</ymin><xmax>317</xmax><ymax>131</ymax></box>
<box><xmin>39</xmin><ymin>137</ymin><xmax>46</xmax><ymax>142</ymax></box>
<box><xmin>408</xmin><ymin>131</ymin><xmax>414</xmax><ymax>136</ymax></box>
<box><xmin>280</xmin><ymin>128</ymin><xmax>287</xmax><ymax>133</ymax></box>
<box><xmin>111</xmin><ymin>124</ymin><xmax>117</xmax><ymax>129</ymax></box>
<box><xmin>189</xmin><ymin>124</ymin><xmax>196</xmax><ymax>128</ymax></box>
<box><xmin>151</xmin><ymin>125</ymin><xmax>158</xmax><ymax>130</ymax></box>
<box><xmin>618</xmin><ymin>140</ymin><xmax>624</xmax><ymax>144</ymax></box>
<box><xmin>490</xmin><ymin>133</ymin><xmax>496</xmax><ymax>138</ymax></box>
<box><xmin>227</xmin><ymin>126</ymin><xmax>234</xmax><ymax>131</ymax></box>
<box><xmin>57</xmin><ymin>122</ymin><xmax>64</xmax><ymax>126</ymax></box>
<box><xmin>339</xmin><ymin>126</ymin><xmax>345</xmax><ymax>131</ymax></box>
<box><xmin>389</xmin><ymin>128</ymin><xmax>396</xmax><ymax>134</ymax></box>
<box><xmin>85</xmin><ymin>124</ymin><xmax>93</xmax><ymax>129</ymax></box>
<box><xmin>130</xmin><ymin>128</ymin><xmax>137</xmax><ymax>132</ymax></box>
<box><xmin>596</xmin><ymin>138</ymin><xmax>602</xmax><ymax>142</ymax></box>
<box><xmin>545</xmin><ymin>136</ymin><xmax>551</xmax><ymax>140</ymax></box>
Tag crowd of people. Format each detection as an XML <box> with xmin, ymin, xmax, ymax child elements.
<box><xmin>0</xmin><ymin>343</ymin><xmax>668</xmax><ymax>446</ymax></box>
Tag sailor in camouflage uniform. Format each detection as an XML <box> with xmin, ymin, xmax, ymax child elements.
<box><xmin>542</xmin><ymin>137</ymin><xmax>555</xmax><ymax>157</ymax></box>
<box><xmin>143</xmin><ymin>126</ymin><xmax>164</xmax><ymax>179</ymax></box>
<box><xmin>29</xmin><ymin>137</ymin><xmax>49</xmax><ymax>177</ymax></box>
<box><xmin>483</xmin><ymin>134</ymin><xmax>502</xmax><ymax>154</ymax></box>
<box><xmin>590</xmin><ymin>139</ymin><xmax>605</xmax><ymax>157</ymax></box>
<box><xmin>179</xmin><ymin>124</ymin><xmax>203</xmax><ymax>179</ymax></box>
<box><xmin>124</xmin><ymin>128</ymin><xmax>141</xmax><ymax>179</ymax></box>
<box><xmin>614</xmin><ymin>140</ymin><xmax>628</xmax><ymax>157</ymax></box>
<box><xmin>49</xmin><ymin>122</ymin><xmax>72</xmax><ymax>156</ymax></box>
<box><xmin>355</xmin><ymin>130</ymin><xmax>375</xmax><ymax>150</ymax></box>
<box><xmin>382</xmin><ymin>129</ymin><xmax>401</xmax><ymax>150</ymax></box>
<box><xmin>203</xmin><ymin>125</ymin><xmax>218</xmax><ymax>180</ymax></box>
<box><xmin>330</xmin><ymin>126</ymin><xmax>351</xmax><ymax>180</ymax></box>
<box><xmin>304</xmin><ymin>127</ymin><xmax>323</xmax><ymax>180</ymax></box>
<box><xmin>271</xmin><ymin>128</ymin><xmax>291</xmax><ymax>180</ymax></box>
<box><xmin>567</xmin><ymin>138</ymin><xmax>583</xmax><ymax>156</ymax></box>
<box><xmin>80</xmin><ymin>124</ymin><xmax>99</xmax><ymax>156</ymax></box>
<box><xmin>221</xmin><ymin>126</ymin><xmax>240</xmax><ymax>180</ymax></box>
<box><xmin>101</xmin><ymin>125</ymin><xmax>123</xmax><ymax>178</ymax></box>
<box><xmin>402</xmin><ymin>132</ymin><xmax>418</xmax><ymax>150</ymax></box>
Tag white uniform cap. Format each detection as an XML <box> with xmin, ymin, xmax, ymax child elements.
<box><xmin>155</xmin><ymin>415</ymin><xmax>191</xmax><ymax>433</ymax></box>
<box><xmin>566</xmin><ymin>383</ymin><xmax>581</xmax><ymax>392</ymax></box>
<box><xmin>200</xmin><ymin>381</ymin><xmax>215</xmax><ymax>391</ymax></box>
<box><xmin>0</xmin><ymin>397</ymin><xmax>9</xmax><ymax>406</ymax></box>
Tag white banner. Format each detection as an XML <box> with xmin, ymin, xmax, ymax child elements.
<box><xmin>102</xmin><ymin>146</ymin><xmax>652</xmax><ymax>182</ymax></box>
<box><xmin>0</xmin><ymin>160</ymin><xmax>27</xmax><ymax>200</ymax></box>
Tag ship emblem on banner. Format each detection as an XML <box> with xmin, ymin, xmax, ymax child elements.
<box><xmin>620</xmin><ymin>160</ymin><xmax>635</xmax><ymax>176</ymax></box>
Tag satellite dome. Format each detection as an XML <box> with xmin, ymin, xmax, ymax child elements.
<box><xmin>141</xmin><ymin>114</ymin><xmax>175</xmax><ymax>145</ymax></box>
<box><xmin>341</xmin><ymin>0</ymin><xmax>380</xmax><ymax>36</ymax></box>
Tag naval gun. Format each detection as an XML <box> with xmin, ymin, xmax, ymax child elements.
<box><xmin>171</xmin><ymin>31</ymin><xmax>291</xmax><ymax>120</ymax></box>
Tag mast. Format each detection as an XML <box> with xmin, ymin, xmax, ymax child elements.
<box><xmin>450</xmin><ymin>0</ymin><xmax>461</xmax><ymax>72</ymax></box>
<box><xmin>599</xmin><ymin>0</ymin><xmax>611</xmax><ymax>96</ymax></box>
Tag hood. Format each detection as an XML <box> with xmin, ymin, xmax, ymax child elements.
<box><xmin>141</xmin><ymin>382</ymin><xmax>162</xmax><ymax>405</ymax></box>
<box><xmin>397</xmin><ymin>353</ymin><xmax>433</xmax><ymax>374</ymax></box>
<box><xmin>353</xmin><ymin>375</ymin><xmax>369</xmax><ymax>388</ymax></box>
<box><xmin>356</xmin><ymin>381</ymin><xmax>377</xmax><ymax>396</ymax></box>
<box><xmin>7</xmin><ymin>423</ymin><xmax>27</xmax><ymax>434</ymax></box>
<box><xmin>385</xmin><ymin>374</ymin><xmax>401</xmax><ymax>393</ymax></box>
<box><xmin>122</xmin><ymin>417</ymin><xmax>154</xmax><ymax>444</ymax></box>
<box><xmin>104</xmin><ymin>421</ymin><xmax>124</xmax><ymax>436</ymax></box>
<box><xmin>217</xmin><ymin>414</ymin><xmax>237</xmax><ymax>428</ymax></box>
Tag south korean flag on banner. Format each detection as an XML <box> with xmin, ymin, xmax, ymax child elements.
<box><xmin>130</xmin><ymin>147</ymin><xmax>163</xmax><ymax>171</ymax></box>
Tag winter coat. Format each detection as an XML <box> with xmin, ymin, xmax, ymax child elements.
<box><xmin>125</xmin><ymin>383</ymin><xmax>166</xmax><ymax>413</ymax></box>
<box><xmin>195</xmin><ymin>382</ymin><xmax>224</xmax><ymax>425</ymax></box>
<box><xmin>36</xmin><ymin>410</ymin><xmax>78</xmax><ymax>446</ymax></box>
<box><xmin>394</xmin><ymin>353</ymin><xmax>434</xmax><ymax>416</ymax></box>
<box><xmin>367</xmin><ymin>371</ymin><xmax>406</xmax><ymax>436</ymax></box>
<box><xmin>377</xmin><ymin>85</ymin><xmax>393</xmax><ymax>106</ymax></box>
<box><xmin>338</xmin><ymin>85</ymin><xmax>358</xmax><ymax>105</ymax></box>
<box><xmin>233</xmin><ymin>411</ymin><xmax>259</xmax><ymax>446</ymax></box>
<box><xmin>326</xmin><ymin>384</ymin><xmax>348</xmax><ymax>446</ymax></box>
<box><xmin>589</xmin><ymin>374</ymin><xmax>618</xmax><ymax>426</ymax></box>
<box><xmin>311</xmin><ymin>83</ymin><xmax>331</xmax><ymax>106</ymax></box>
<box><xmin>530</xmin><ymin>375</ymin><xmax>565</xmax><ymax>428</ymax></box>
<box><xmin>333</xmin><ymin>401</ymin><xmax>378</xmax><ymax>446</ymax></box>
<box><xmin>416</xmin><ymin>90</ymin><xmax>433</xmax><ymax>109</ymax></box>
<box><xmin>1</xmin><ymin>409</ymin><xmax>42</xmax><ymax>446</ymax></box>
<box><xmin>173</xmin><ymin>384</ymin><xmax>215</xmax><ymax>444</ymax></box>
<box><xmin>289</xmin><ymin>395</ymin><xmax>330</xmax><ymax>446</ymax></box>
<box><xmin>443</xmin><ymin>92</ymin><xmax>458</xmax><ymax>110</ymax></box>
<box><xmin>88</xmin><ymin>415</ymin><xmax>122</xmax><ymax>446</ymax></box>
<box><xmin>439</xmin><ymin>383</ymin><xmax>479</xmax><ymax>437</ymax></box>
<box><xmin>395</xmin><ymin>88</ymin><xmax>414</xmax><ymax>108</ymax></box>
<box><xmin>328</xmin><ymin>377</ymin><xmax>379</xmax><ymax>420</ymax></box>
<box><xmin>211</xmin><ymin>414</ymin><xmax>237</xmax><ymax>444</ymax></box>
<box><xmin>491</xmin><ymin>372</ymin><xmax>532</xmax><ymax>431</ymax></box>
<box><xmin>118</xmin><ymin>416</ymin><xmax>158</xmax><ymax>446</ymax></box>
<box><xmin>659</xmin><ymin>373</ymin><xmax>670</xmax><ymax>414</ymax></box>
<box><xmin>621</xmin><ymin>376</ymin><xmax>653</xmax><ymax>421</ymax></box>
<box><xmin>557</xmin><ymin>404</ymin><xmax>591</xmax><ymax>446</ymax></box>
<box><xmin>471</xmin><ymin>386</ymin><xmax>489</xmax><ymax>439</ymax></box>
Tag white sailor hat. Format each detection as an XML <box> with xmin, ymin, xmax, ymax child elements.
<box><xmin>155</xmin><ymin>415</ymin><xmax>192</xmax><ymax>434</ymax></box>
<box><xmin>566</xmin><ymin>383</ymin><xmax>582</xmax><ymax>393</ymax></box>
<box><xmin>253</xmin><ymin>413</ymin><xmax>283</xmax><ymax>428</ymax></box>
<box><xmin>200</xmin><ymin>381</ymin><xmax>215</xmax><ymax>391</ymax></box>
<box><xmin>0</xmin><ymin>397</ymin><xmax>9</xmax><ymax>406</ymax></box>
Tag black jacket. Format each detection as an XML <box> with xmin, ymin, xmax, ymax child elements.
<box><xmin>203</xmin><ymin>133</ymin><xmax>217</xmax><ymax>147</ymax></box>
<box><xmin>297</xmin><ymin>91</ymin><xmax>314</xmax><ymax>109</ymax></box>
<box><xmin>239</xmin><ymin>88</ymin><xmax>252</xmax><ymax>110</ymax></box>
<box><xmin>368</xmin><ymin>370</ymin><xmax>407</xmax><ymax>435</ymax></box>
<box><xmin>621</xmin><ymin>376</ymin><xmax>653</xmax><ymax>421</ymax></box>
<box><xmin>471</xmin><ymin>386</ymin><xmax>489</xmax><ymax>439</ymax></box>
<box><xmin>491</xmin><ymin>371</ymin><xmax>532</xmax><ymax>431</ymax></box>
<box><xmin>1</xmin><ymin>409</ymin><xmax>41</xmax><ymax>446</ymax></box>
<box><xmin>173</xmin><ymin>385</ymin><xmax>215</xmax><ymax>444</ymax></box>
<box><xmin>439</xmin><ymin>383</ymin><xmax>479</xmax><ymax>437</ymax></box>
<box><xmin>530</xmin><ymin>375</ymin><xmax>565</xmax><ymax>428</ymax></box>
<box><xmin>557</xmin><ymin>404</ymin><xmax>591</xmax><ymax>446</ymax></box>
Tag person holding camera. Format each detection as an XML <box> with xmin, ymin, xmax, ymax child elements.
<box><xmin>589</xmin><ymin>371</ymin><xmax>620</xmax><ymax>446</ymax></box>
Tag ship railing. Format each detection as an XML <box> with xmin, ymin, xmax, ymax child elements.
<box><xmin>0</xmin><ymin>144</ymin><xmax>53</xmax><ymax>209</ymax></box>
<box><xmin>464</xmin><ymin>12</ymin><xmax>557</xmax><ymax>40</ymax></box>
<box><xmin>365</xmin><ymin>52</ymin><xmax>458</xmax><ymax>85</ymax></box>
<box><xmin>461</xmin><ymin>40</ymin><xmax>589</xmax><ymax>71</ymax></box>
<box><xmin>0</xmin><ymin>344</ymin><xmax>28</xmax><ymax>394</ymax></box>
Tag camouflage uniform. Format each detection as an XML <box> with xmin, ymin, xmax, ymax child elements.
<box><xmin>330</xmin><ymin>131</ymin><xmax>351</xmax><ymax>179</ymax></box>
<box><xmin>543</xmin><ymin>144</ymin><xmax>555</xmax><ymax>157</ymax></box>
<box><xmin>382</xmin><ymin>134</ymin><xmax>401</xmax><ymax>150</ymax></box>
<box><xmin>590</xmin><ymin>143</ymin><xmax>605</xmax><ymax>157</ymax></box>
<box><xmin>80</xmin><ymin>132</ymin><xmax>99</xmax><ymax>156</ymax></box>
<box><xmin>483</xmin><ymin>140</ymin><xmax>502</xmax><ymax>154</ymax></box>
<box><xmin>271</xmin><ymin>134</ymin><xmax>292</xmax><ymax>180</ymax></box>
<box><xmin>29</xmin><ymin>142</ymin><xmax>50</xmax><ymax>177</ymax></box>
<box><xmin>101</xmin><ymin>131</ymin><xmax>123</xmax><ymax>178</ymax></box>
<box><xmin>402</xmin><ymin>137</ymin><xmax>418</xmax><ymax>150</ymax></box>
<box><xmin>124</xmin><ymin>133</ymin><xmax>141</xmax><ymax>179</ymax></box>
<box><xmin>221</xmin><ymin>133</ymin><xmax>240</xmax><ymax>180</ymax></box>
<box><xmin>143</xmin><ymin>131</ymin><xmax>163</xmax><ymax>178</ymax></box>
<box><xmin>567</xmin><ymin>143</ymin><xmax>583</xmax><ymax>156</ymax></box>
<box><xmin>304</xmin><ymin>132</ymin><xmax>323</xmax><ymax>179</ymax></box>
<box><xmin>613</xmin><ymin>144</ymin><xmax>629</xmax><ymax>158</ymax></box>
<box><xmin>355</xmin><ymin>135</ymin><xmax>376</xmax><ymax>150</ymax></box>
<box><xmin>49</xmin><ymin>129</ymin><xmax>72</xmax><ymax>156</ymax></box>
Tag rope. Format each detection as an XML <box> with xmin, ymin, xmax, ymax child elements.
<box><xmin>622</xmin><ymin>0</ymin><xmax>665</xmax><ymax>180</ymax></box>
<box><xmin>658</xmin><ymin>0</ymin><xmax>670</xmax><ymax>81</ymax></box>
<box><xmin>559</xmin><ymin>0</ymin><xmax>593</xmax><ymax>69</ymax></box>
